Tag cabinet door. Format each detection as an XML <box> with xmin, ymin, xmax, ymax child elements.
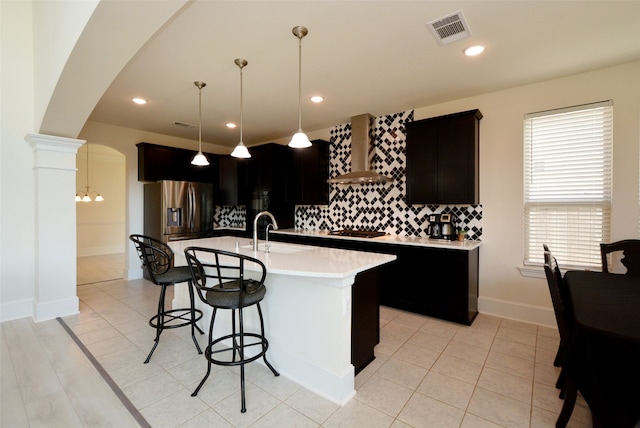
<box><xmin>405</xmin><ymin>110</ymin><xmax>481</xmax><ymax>205</ymax></box>
<box><xmin>436</xmin><ymin>114</ymin><xmax>477</xmax><ymax>204</ymax></box>
<box><xmin>136</xmin><ymin>142</ymin><xmax>218</xmax><ymax>183</ymax></box>
<box><xmin>290</xmin><ymin>140</ymin><xmax>330</xmax><ymax>205</ymax></box>
<box><xmin>406</xmin><ymin>120</ymin><xmax>439</xmax><ymax>204</ymax></box>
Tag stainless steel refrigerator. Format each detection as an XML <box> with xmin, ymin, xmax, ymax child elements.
<box><xmin>144</xmin><ymin>180</ymin><xmax>215</xmax><ymax>242</ymax></box>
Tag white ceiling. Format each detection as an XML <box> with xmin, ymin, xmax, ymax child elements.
<box><xmin>88</xmin><ymin>1</ymin><xmax>640</xmax><ymax>150</ymax></box>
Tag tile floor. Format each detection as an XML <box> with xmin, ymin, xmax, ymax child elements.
<box><xmin>0</xmin><ymin>254</ymin><xmax>595</xmax><ymax>427</ymax></box>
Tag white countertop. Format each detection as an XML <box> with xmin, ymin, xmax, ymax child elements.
<box><xmin>168</xmin><ymin>236</ymin><xmax>396</xmax><ymax>281</ymax></box>
<box><xmin>271</xmin><ymin>229</ymin><xmax>482</xmax><ymax>251</ymax></box>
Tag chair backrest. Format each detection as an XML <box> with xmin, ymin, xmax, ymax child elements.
<box><xmin>184</xmin><ymin>246</ymin><xmax>267</xmax><ymax>306</ymax></box>
<box><xmin>543</xmin><ymin>244</ymin><xmax>573</xmax><ymax>343</ymax></box>
<box><xmin>600</xmin><ymin>239</ymin><xmax>640</xmax><ymax>275</ymax></box>
<box><xmin>129</xmin><ymin>234</ymin><xmax>174</xmax><ymax>284</ymax></box>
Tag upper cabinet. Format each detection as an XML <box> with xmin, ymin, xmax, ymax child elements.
<box><xmin>137</xmin><ymin>142</ymin><xmax>218</xmax><ymax>183</ymax></box>
<box><xmin>405</xmin><ymin>110</ymin><xmax>482</xmax><ymax>205</ymax></box>
<box><xmin>289</xmin><ymin>139</ymin><xmax>330</xmax><ymax>205</ymax></box>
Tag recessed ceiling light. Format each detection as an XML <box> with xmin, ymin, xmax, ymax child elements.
<box><xmin>226</xmin><ymin>123</ymin><xmax>237</xmax><ymax>129</ymax></box>
<box><xmin>464</xmin><ymin>45</ymin><xmax>485</xmax><ymax>56</ymax></box>
<box><xmin>132</xmin><ymin>97</ymin><xmax>147</xmax><ymax>105</ymax></box>
<box><xmin>310</xmin><ymin>96</ymin><xmax>324</xmax><ymax>103</ymax></box>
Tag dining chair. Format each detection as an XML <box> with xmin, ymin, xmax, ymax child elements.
<box><xmin>543</xmin><ymin>244</ymin><xmax>577</xmax><ymax>427</ymax></box>
<box><xmin>600</xmin><ymin>239</ymin><xmax>640</xmax><ymax>275</ymax></box>
<box><xmin>184</xmin><ymin>246</ymin><xmax>279</xmax><ymax>413</ymax></box>
<box><xmin>130</xmin><ymin>234</ymin><xmax>204</xmax><ymax>363</ymax></box>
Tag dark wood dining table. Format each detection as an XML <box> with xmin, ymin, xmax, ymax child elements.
<box><xmin>562</xmin><ymin>270</ymin><xmax>640</xmax><ymax>428</ymax></box>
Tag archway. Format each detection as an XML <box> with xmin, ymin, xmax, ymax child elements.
<box><xmin>75</xmin><ymin>144</ymin><xmax>126</xmax><ymax>285</ymax></box>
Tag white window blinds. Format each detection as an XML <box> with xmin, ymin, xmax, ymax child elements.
<box><xmin>524</xmin><ymin>100</ymin><xmax>612</xmax><ymax>269</ymax></box>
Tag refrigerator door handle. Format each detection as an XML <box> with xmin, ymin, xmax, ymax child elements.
<box><xmin>188</xmin><ymin>183</ymin><xmax>195</xmax><ymax>230</ymax></box>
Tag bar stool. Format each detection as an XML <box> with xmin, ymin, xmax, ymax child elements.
<box><xmin>129</xmin><ymin>234</ymin><xmax>203</xmax><ymax>363</ymax></box>
<box><xmin>184</xmin><ymin>246</ymin><xmax>279</xmax><ymax>413</ymax></box>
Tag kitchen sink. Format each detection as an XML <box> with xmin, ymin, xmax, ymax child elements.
<box><xmin>239</xmin><ymin>243</ymin><xmax>311</xmax><ymax>254</ymax></box>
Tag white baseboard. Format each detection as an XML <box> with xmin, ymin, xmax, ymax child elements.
<box><xmin>33</xmin><ymin>296</ymin><xmax>79</xmax><ymax>322</ymax></box>
<box><xmin>478</xmin><ymin>296</ymin><xmax>556</xmax><ymax>328</ymax></box>
<box><xmin>77</xmin><ymin>245</ymin><xmax>124</xmax><ymax>257</ymax></box>
<box><xmin>0</xmin><ymin>298</ymin><xmax>34</xmax><ymax>322</ymax></box>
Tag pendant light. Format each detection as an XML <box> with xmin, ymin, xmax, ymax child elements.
<box><xmin>191</xmin><ymin>81</ymin><xmax>210</xmax><ymax>166</ymax></box>
<box><xmin>288</xmin><ymin>26</ymin><xmax>312</xmax><ymax>149</ymax></box>
<box><xmin>230</xmin><ymin>58</ymin><xmax>251</xmax><ymax>159</ymax></box>
<box><xmin>75</xmin><ymin>142</ymin><xmax>104</xmax><ymax>202</ymax></box>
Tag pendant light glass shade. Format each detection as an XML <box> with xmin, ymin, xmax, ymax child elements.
<box><xmin>289</xmin><ymin>26</ymin><xmax>312</xmax><ymax>149</ymax></box>
<box><xmin>231</xmin><ymin>142</ymin><xmax>251</xmax><ymax>158</ymax></box>
<box><xmin>231</xmin><ymin>59</ymin><xmax>251</xmax><ymax>159</ymax></box>
<box><xmin>191</xmin><ymin>81</ymin><xmax>210</xmax><ymax>166</ymax></box>
<box><xmin>75</xmin><ymin>142</ymin><xmax>104</xmax><ymax>202</ymax></box>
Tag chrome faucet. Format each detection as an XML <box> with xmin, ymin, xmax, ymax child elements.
<box><xmin>253</xmin><ymin>211</ymin><xmax>278</xmax><ymax>251</ymax></box>
<box><xmin>265</xmin><ymin>224</ymin><xmax>274</xmax><ymax>253</ymax></box>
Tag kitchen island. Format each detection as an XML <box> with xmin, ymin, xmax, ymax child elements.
<box><xmin>270</xmin><ymin>229</ymin><xmax>481</xmax><ymax>325</ymax></box>
<box><xmin>168</xmin><ymin>236</ymin><xmax>395</xmax><ymax>405</ymax></box>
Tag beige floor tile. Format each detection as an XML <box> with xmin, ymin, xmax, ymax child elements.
<box><xmin>406</xmin><ymin>330</ymin><xmax>451</xmax><ymax>353</ymax></box>
<box><xmin>285</xmin><ymin>387</ymin><xmax>339</xmax><ymax>424</ymax></box>
<box><xmin>140</xmin><ymin>389</ymin><xmax>208</xmax><ymax>428</ymax></box>
<box><xmin>442</xmin><ymin>339</ymin><xmax>490</xmax><ymax>365</ymax></box>
<box><xmin>484</xmin><ymin>349</ymin><xmax>534</xmax><ymax>379</ymax></box>
<box><xmin>467</xmin><ymin>387</ymin><xmax>531</xmax><ymax>428</ymax></box>
<box><xmin>491</xmin><ymin>337</ymin><xmax>536</xmax><ymax>361</ymax></box>
<box><xmin>323</xmin><ymin>398</ymin><xmax>394</xmax><ymax>428</ymax></box>
<box><xmin>476</xmin><ymin>366</ymin><xmax>533</xmax><ymax>404</ymax></box>
<box><xmin>417</xmin><ymin>371</ymin><xmax>475</xmax><ymax>410</ymax></box>
<box><xmin>397</xmin><ymin>392</ymin><xmax>465</xmax><ymax>428</ymax></box>
<box><xmin>355</xmin><ymin>374</ymin><xmax>413</xmax><ymax>417</ymax></box>
<box><xmin>213</xmin><ymin>383</ymin><xmax>280</xmax><ymax>428</ymax></box>
<box><xmin>452</xmin><ymin>327</ymin><xmax>495</xmax><ymax>349</ymax></box>
<box><xmin>376</xmin><ymin>357</ymin><xmax>428</xmax><ymax>390</ymax></box>
<box><xmin>392</xmin><ymin>341</ymin><xmax>441</xmax><ymax>369</ymax></box>
<box><xmin>251</xmin><ymin>403</ymin><xmax>319</xmax><ymax>428</ymax></box>
<box><xmin>430</xmin><ymin>353</ymin><xmax>483</xmax><ymax>385</ymax></box>
<box><xmin>178</xmin><ymin>407</ymin><xmax>234</xmax><ymax>427</ymax></box>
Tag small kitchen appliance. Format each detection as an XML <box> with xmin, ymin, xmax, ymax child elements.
<box><xmin>427</xmin><ymin>213</ymin><xmax>457</xmax><ymax>240</ymax></box>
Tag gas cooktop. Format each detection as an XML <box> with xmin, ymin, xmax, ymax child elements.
<box><xmin>329</xmin><ymin>229</ymin><xmax>387</xmax><ymax>238</ymax></box>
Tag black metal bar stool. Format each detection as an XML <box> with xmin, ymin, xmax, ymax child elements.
<box><xmin>184</xmin><ymin>246</ymin><xmax>279</xmax><ymax>413</ymax></box>
<box><xmin>130</xmin><ymin>234</ymin><xmax>204</xmax><ymax>363</ymax></box>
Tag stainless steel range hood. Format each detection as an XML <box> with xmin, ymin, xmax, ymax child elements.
<box><xmin>327</xmin><ymin>114</ymin><xmax>394</xmax><ymax>184</ymax></box>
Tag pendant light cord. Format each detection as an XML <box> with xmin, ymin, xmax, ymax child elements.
<box><xmin>297</xmin><ymin>36</ymin><xmax>303</xmax><ymax>131</ymax></box>
<box><xmin>240</xmin><ymin>65</ymin><xmax>244</xmax><ymax>143</ymax></box>
<box><xmin>86</xmin><ymin>143</ymin><xmax>90</xmax><ymax>190</ymax></box>
<box><xmin>198</xmin><ymin>86</ymin><xmax>203</xmax><ymax>151</ymax></box>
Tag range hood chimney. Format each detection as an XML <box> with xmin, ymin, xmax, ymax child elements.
<box><xmin>327</xmin><ymin>114</ymin><xmax>394</xmax><ymax>184</ymax></box>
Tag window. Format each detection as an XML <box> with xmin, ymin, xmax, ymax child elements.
<box><xmin>524</xmin><ymin>100</ymin><xmax>612</xmax><ymax>269</ymax></box>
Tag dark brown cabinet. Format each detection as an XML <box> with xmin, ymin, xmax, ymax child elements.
<box><xmin>244</xmin><ymin>144</ymin><xmax>294</xmax><ymax>235</ymax></box>
<box><xmin>137</xmin><ymin>142</ymin><xmax>218</xmax><ymax>183</ymax></box>
<box><xmin>270</xmin><ymin>233</ymin><xmax>479</xmax><ymax>325</ymax></box>
<box><xmin>406</xmin><ymin>109</ymin><xmax>482</xmax><ymax>205</ymax></box>
<box><xmin>289</xmin><ymin>140</ymin><xmax>330</xmax><ymax>205</ymax></box>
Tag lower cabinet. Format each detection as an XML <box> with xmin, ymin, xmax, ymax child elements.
<box><xmin>271</xmin><ymin>234</ymin><xmax>479</xmax><ymax>325</ymax></box>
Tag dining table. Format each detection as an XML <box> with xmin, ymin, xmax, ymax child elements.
<box><xmin>562</xmin><ymin>270</ymin><xmax>640</xmax><ymax>428</ymax></box>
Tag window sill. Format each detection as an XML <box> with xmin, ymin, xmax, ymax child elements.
<box><xmin>518</xmin><ymin>265</ymin><xmax>545</xmax><ymax>279</ymax></box>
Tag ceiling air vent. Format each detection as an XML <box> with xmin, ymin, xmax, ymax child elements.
<box><xmin>173</xmin><ymin>121</ymin><xmax>195</xmax><ymax>128</ymax></box>
<box><xmin>427</xmin><ymin>10</ymin><xmax>472</xmax><ymax>46</ymax></box>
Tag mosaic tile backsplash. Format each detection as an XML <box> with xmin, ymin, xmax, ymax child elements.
<box><xmin>216</xmin><ymin>110</ymin><xmax>483</xmax><ymax>240</ymax></box>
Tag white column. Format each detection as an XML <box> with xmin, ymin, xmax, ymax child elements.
<box><xmin>26</xmin><ymin>133</ymin><xmax>84</xmax><ymax>321</ymax></box>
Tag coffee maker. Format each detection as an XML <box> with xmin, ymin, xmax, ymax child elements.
<box><xmin>426</xmin><ymin>213</ymin><xmax>457</xmax><ymax>240</ymax></box>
